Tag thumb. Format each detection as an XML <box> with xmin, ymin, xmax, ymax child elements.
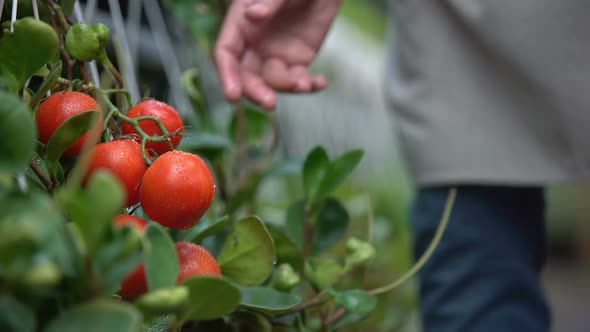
<box><xmin>245</xmin><ymin>0</ymin><xmax>287</xmax><ymax>21</ymax></box>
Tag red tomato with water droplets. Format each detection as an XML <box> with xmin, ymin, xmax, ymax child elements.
<box><xmin>122</xmin><ymin>100</ymin><xmax>184</xmax><ymax>155</ymax></box>
<box><xmin>84</xmin><ymin>140</ymin><xmax>148</xmax><ymax>207</ymax></box>
<box><xmin>118</xmin><ymin>242</ymin><xmax>221</xmax><ymax>301</ymax></box>
<box><xmin>36</xmin><ymin>91</ymin><xmax>103</xmax><ymax>156</ymax></box>
<box><xmin>140</xmin><ymin>151</ymin><xmax>215</xmax><ymax>230</ymax></box>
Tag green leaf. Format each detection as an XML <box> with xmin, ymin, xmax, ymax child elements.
<box><xmin>136</xmin><ymin>286</ymin><xmax>189</xmax><ymax>318</ymax></box>
<box><xmin>0</xmin><ymin>191</ymin><xmax>65</xmax><ymax>279</ymax></box>
<box><xmin>46</xmin><ymin>110</ymin><xmax>101</xmax><ymax>173</ymax></box>
<box><xmin>0</xmin><ymin>66</ymin><xmax>19</xmax><ymax>93</ymax></box>
<box><xmin>144</xmin><ymin>223</ymin><xmax>179</xmax><ymax>291</ymax></box>
<box><xmin>182</xmin><ymin>215</ymin><xmax>230</xmax><ymax>243</ymax></box>
<box><xmin>142</xmin><ymin>315</ymin><xmax>173</xmax><ymax>332</ymax></box>
<box><xmin>229</xmin><ymin>103</ymin><xmax>271</xmax><ymax>142</ymax></box>
<box><xmin>45</xmin><ymin>300</ymin><xmax>142</xmax><ymax>332</ymax></box>
<box><xmin>333</xmin><ymin>289</ymin><xmax>377</xmax><ymax>314</ymax></box>
<box><xmin>0</xmin><ymin>18</ymin><xmax>59</xmax><ymax>87</ymax></box>
<box><xmin>312</xmin><ymin>198</ymin><xmax>350</xmax><ymax>254</ymax></box>
<box><xmin>314</xmin><ymin>149</ymin><xmax>364</xmax><ymax>201</ymax></box>
<box><xmin>331</xmin><ymin>311</ymin><xmax>372</xmax><ymax>330</ymax></box>
<box><xmin>218</xmin><ymin>216</ymin><xmax>275</xmax><ymax>286</ymax></box>
<box><xmin>285</xmin><ymin>200</ymin><xmax>305</xmax><ymax>251</ymax></box>
<box><xmin>0</xmin><ymin>295</ymin><xmax>35</xmax><ymax>332</ymax></box>
<box><xmin>302</xmin><ymin>146</ymin><xmax>329</xmax><ymax>204</ymax></box>
<box><xmin>239</xmin><ymin>286</ymin><xmax>301</xmax><ymax>315</ymax></box>
<box><xmin>30</xmin><ymin>61</ymin><xmax>62</xmax><ymax>107</ymax></box>
<box><xmin>63</xmin><ymin>170</ymin><xmax>125</xmax><ymax>254</ymax></box>
<box><xmin>178</xmin><ymin>131</ymin><xmax>232</xmax><ymax>161</ymax></box>
<box><xmin>304</xmin><ymin>258</ymin><xmax>343</xmax><ymax>290</ymax></box>
<box><xmin>181</xmin><ymin>276</ymin><xmax>241</xmax><ymax>320</ymax></box>
<box><xmin>0</xmin><ymin>91</ymin><xmax>36</xmax><ymax>175</ymax></box>
<box><xmin>267</xmin><ymin>225</ymin><xmax>304</xmax><ymax>271</ymax></box>
<box><xmin>98</xmin><ymin>228</ymin><xmax>143</xmax><ymax>295</ymax></box>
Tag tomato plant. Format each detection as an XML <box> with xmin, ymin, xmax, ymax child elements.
<box><xmin>0</xmin><ymin>1</ymin><xmax>455</xmax><ymax>331</ymax></box>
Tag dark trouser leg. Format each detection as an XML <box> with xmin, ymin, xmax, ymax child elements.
<box><xmin>411</xmin><ymin>186</ymin><xmax>550</xmax><ymax>332</ymax></box>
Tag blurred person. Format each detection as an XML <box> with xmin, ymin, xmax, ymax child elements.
<box><xmin>214</xmin><ymin>1</ymin><xmax>590</xmax><ymax>331</ymax></box>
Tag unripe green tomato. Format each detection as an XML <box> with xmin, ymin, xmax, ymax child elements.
<box><xmin>66</xmin><ymin>23</ymin><xmax>101</xmax><ymax>62</ymax></box>
<box><xmin>135</xmin><ymin>286</ymin><xmax>189</xmax><ymax>315</ymax></box>
<box><xmin>273</xmin><ymin>263</ymin><xmax>300</xmax><ymax>292</ymax></box>
<box><xmin>91</xmin><ymin>23</ymin><xmax>110</xmax><ymax>46</ymax></box>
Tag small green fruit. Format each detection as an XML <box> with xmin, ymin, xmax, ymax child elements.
<box><xmin>135</xmin><ymin>286</ymin><xmax>189</xmax><ymax>315</ymax></box>
<box><xmin>65</xmin><ymin>23</ymin><xmax>101</xmax><ymax>62</ymax></box>
<box><xmin>345</xmin><ymin>237</ymin><xmax>376</xmax><ymax>270</ymax></box>
<box><xmin>272</xmin><ymin>263</ymin><xmax>300</xmax><ymax>292</ymax></box>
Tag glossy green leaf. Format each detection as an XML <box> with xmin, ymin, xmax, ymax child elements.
<box><xmin>98</xmin><ymin>228</ymin><xmax>143</xmax><ymax>295</ymax></box>
<box><xmin>142</xmin><ymin>315</ymin><xmax>173</xmax><ymax>332</ymax></box>
<box><xmin>229</xmin><ymin>103</ymin><xmax>271</xmax><ymax>142</ymax></box>
<box><xmin>333</xmin><ymin>289</ymin><xmax>377</xmax><ymax>314</ymax></box>
<box><xmin>0</xmin><ymin>295</ymin><xmax>35</xmax><ymax>332</ymax></box>
<box><xmin>304</xmin><ymin>258</ymin><xmax>343</xmax><ymax>290</ymax></box>
<box><xmin>182</xmin><ymin>215</ymin><xmax>230</xmax><ymax>243</ymax></box>
<box><xmin>0</xmin><ymin>18</ymin><xmax>59</xmax><ymax>87</ymax></box>
<box><xmin>314</xmin><ymin>149</ymin><xmax>364</xmax><ymax>201</ymax></box>
<box><xmin>181</xmin><ymin>276</ymin><xmax>241</xmax><ymax>320</ymax></box>
<box><xmin>0</xmin><ymin>66</ymin><xmax>19</xmax><ymax>93</ymax></box>
<box><xmin>312</xmin><ymin>198</ymin><xmax>350</xmax><ymax>254</ymax></box>
<box><xmin>46</xmin><ymin>110</ymin><xmax>101</xmax><ymax>173</ymax></box>
<box><xmin>267</xmin><ymin>225</ymin><xmax>304</xmax><ymax>271</ymax></box>
<box><xmin>302</xmin><ymin>146</ymin><xmax>329</xmax><ymax>204</ymax></box>
<box><xmin>285</xmin><ymin>200</ymin><xmax>305</xmax><ymax>251</ymax></box>
<box><xmin>239</xmin><ymin>286</ymin><xmax>301</xmax><ymax>315</ymax></box>
<box><xmin>45</xmin><ymin>300</ymin><xmax>142</xmax><ymax>332</ymax></box>
<box><xmin>218</xmin><ymin>216</ymin><xmax>275</xmax><ymax>286</ymax></box>
<box><xmin>0</xmin><ymin>91</ymin><xmax>36</xmax><ymax>174</ymax></box>
<box><xmin>63</xmin><ymin>170</ymin><xmax>125</xmax><ymax>254</ymax></box>
<box><xmin>144</xmin><ymin>223</ymin><xmax>179</xmax><ymax>291</ymax></box>
<box><xmin>30</xmin><ymin>61</ymin><xmax>62</xmax><ymax>107</ymax></box>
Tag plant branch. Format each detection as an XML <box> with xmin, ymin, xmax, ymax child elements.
<box><xmin>29</xmin><ymin>160</ymin><xmax>52</xmax><ymax>190</ymax></box>
<box><xmin>324</xmin><ymin>308</ymin><xmax>346</xmax><ymax>326</ymax></box>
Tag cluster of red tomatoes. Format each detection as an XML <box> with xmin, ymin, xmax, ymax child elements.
<box><xmin>36</xmin><ymin>91</ymin><xmax>221</xmax><ymax>300</ymax></box>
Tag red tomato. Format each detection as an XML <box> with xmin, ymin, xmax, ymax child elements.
<box><xmin>113</xmin><ymin>214</ymin><xmax>149</xmax><ymax>233</ymax></box>
<box><xmin>121</xmin><ymin>100</ymin><xmax>184</xmax><ymax>155</ymax></box>
<box><xmin>36</xmin><ymin>91</ymin><xmax>103</xmax><ymax>156</ymax></box>
<box><xmin>85</xmin><ymin>140</ymin><xmax>148</xmax><ymax>206</ymax></box>
<box><xmin>118</xmin><ymin>242</ymin><xmax>220</xmax><ymax>301</ymax></box>
<box><xmin>176</xmin><ymin>242</ymin><xmax>222</xmax><ymax>283</ymax></box>
<box><xmin>140</xmin><ymin>151</ymin><xmax>215</xmax><ymax>230</ymax></box>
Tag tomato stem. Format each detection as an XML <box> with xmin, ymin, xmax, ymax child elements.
<box><xmin>96</xmin><ymin>91</ymin><xmax>175</xmax><ymax>165</ymax></box>
<box><xmin>368</xmin><ymin>187</ymin><xmax>457</xmax><ymax>295</ymax></box>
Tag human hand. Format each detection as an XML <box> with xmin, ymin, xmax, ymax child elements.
<box><xmin>214</xmin><ymin>0</ymin><xmax>342</xmax><ymax>109</ymax></box>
